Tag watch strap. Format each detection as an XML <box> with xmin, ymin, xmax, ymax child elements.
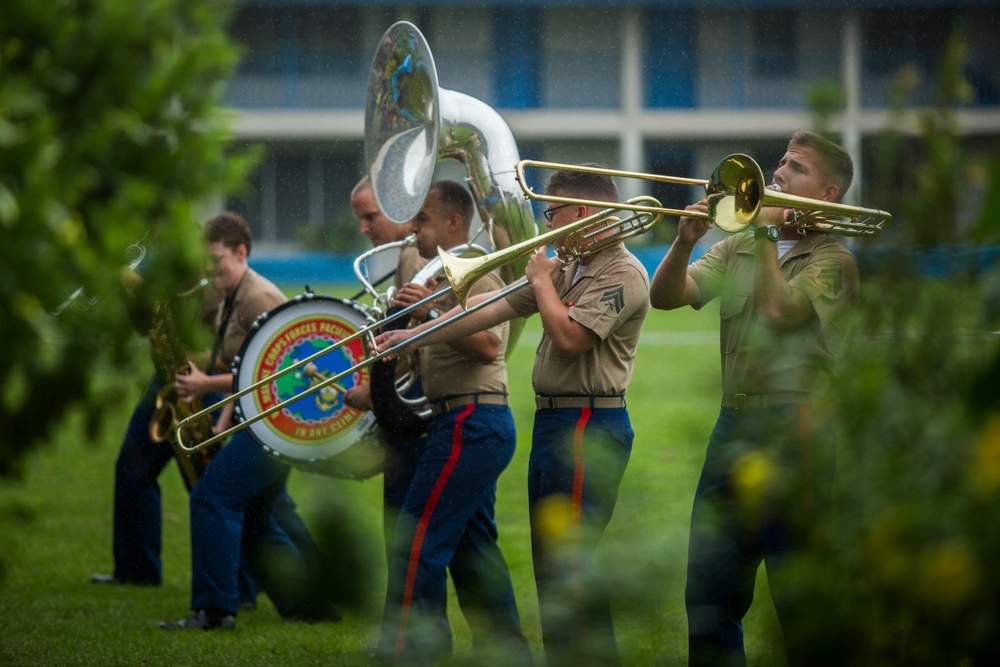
<box><xmin>754</xmin><ymin>225</ymin><xmax>779</xmax><ymax>242</ymax></box>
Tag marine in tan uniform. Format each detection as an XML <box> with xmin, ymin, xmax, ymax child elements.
<box><xmin>342</xmin><ymin>175</ymin><xmax>431</xmax><ymax>575</ymax></box>
<box><xmin>374</xmin><ymin>180</ymin><xmax>530</xmax><ymax>666</ymax></box>
<box><xmin>375</xmin><ymin>168</ymin><xmax>650</xmax><ymax>667</ymax></box>
<box><xmin>649</xmin><ymin>131</ymin><xmax>861</xmax><ymax>666</ymax></box>
<box><xmin>160</xmin><ymin>212</ymin><xmax>338</xmax><ymax>631</ymax></box>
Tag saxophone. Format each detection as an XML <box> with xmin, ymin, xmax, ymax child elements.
<box><xmin>147</xmin><ymin>281</ymin><xmax>218</xmax><ymax>487</ymax></box>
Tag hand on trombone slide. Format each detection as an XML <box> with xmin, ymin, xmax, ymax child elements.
<box><xmin>373</xmin><ymin>328</ymin><xmax>417</xmax><ymax>363</ymax></box>
<box><xmin>676</xmin><ymin>199</ymin><xmax>712</xmax><ymax>246</ymax></box>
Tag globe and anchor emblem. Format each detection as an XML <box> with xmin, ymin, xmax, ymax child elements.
<box><xmin>270</xmin><ymin>335</ymin><xmax>363</xmax><ymax>426</ymax></box>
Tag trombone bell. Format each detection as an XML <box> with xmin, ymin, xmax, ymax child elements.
<box><xmin>439</xmin><ymin>251</ymin><xmax>492</xmax><ymax>310</ymax></box>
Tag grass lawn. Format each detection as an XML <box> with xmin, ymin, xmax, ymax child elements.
<box><xmin>0</xmin><ymin>285</ymin><xmax>789</xmax><ymax>666</ymax></box>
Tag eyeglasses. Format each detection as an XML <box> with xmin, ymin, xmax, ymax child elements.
<box><xmin>543</xmin><ymin>203</ymin><xmax>572</xmax><ymax>221</ymax></box>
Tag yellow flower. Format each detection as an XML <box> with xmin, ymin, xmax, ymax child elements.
<box><xmin>970</xmin><ymin>414</ymin><xmax>1000</xmax><ymax>497</ymax></box>
<box><xmin>732</xmin><ymin>450</ymin><xmax>778</xmax><ymax>517</ymax></box>
<box><xmin>915</xmin><ymin>538</ymin><xmax>981</xmax><ymax>611</ymax></box>
<box><xmin>533</xmin><ymin>493</ymin><xmax>578</xmax><ymax>547</ymax></box>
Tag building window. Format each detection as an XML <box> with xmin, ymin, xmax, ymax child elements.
<box><xmin>751</xmin><ymin>9</ymin><xmax>798</xmax><ymax>77</ymax></box>
<box><xmin>863</xmin><ymin>7</ymin><xmax>954</xmax><ymax>76</ymax></box>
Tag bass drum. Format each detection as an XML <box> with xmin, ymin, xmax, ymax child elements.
<box><xmin>232</xmin><ymin>294</ymin><xmax>383</xmax><ymax>479</ymax></box>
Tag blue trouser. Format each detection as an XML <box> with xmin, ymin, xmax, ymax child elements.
<box><xmin>685</xmin><ymin>405</ymin><xmax>837</xmax><ymax>667</ymax></box>
<box><xmin>383</xmin><ymin>433</ymin><xmax>427</xmax><ymax>558</ymax></box>
<box><xmin>110</xmin><ymin>378</ymin><xmax>256</xmax><ymax>599</ymax></box>
<box><xmin>528</xmin><ymin>406</ymin><xmax>634</xmax><ymax>667</ymax></box>
<box><xmin>111</xmin><ymin>379</ymin><xmax>178</xmax><ymax>584</ymax></box>
<box><xmin>378</xmin><ymin>403</ymin><xmax>530</xmax><ymax>666</ymax></box>
<box><xmin>189</xmin><ymin>429</ymin><xmax>329</xmax><ymax>618</ymax></box>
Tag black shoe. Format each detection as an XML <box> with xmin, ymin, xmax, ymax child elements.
<box><xmin>158</xmin><ymin>610</ymin><xmax>235</xmax><ymax>631</ymax></box>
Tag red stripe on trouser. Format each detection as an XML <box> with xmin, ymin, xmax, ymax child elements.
<box><xmin>797</xmin><ymin>404</ymin><xmax>812</xmax><ymax>514</ymax></box>
<box><xmin>571</xmin><ymin>408</ymin><xmax>592</xmax><ymax>522</ymax></box>
<box><xmin>571</xmin><ymin>408</ymin><xmax>592</xmax><ymax>658</ymax></box>
<box><xmin>393</xmin><ymin>403</ymin><xmax>475</xmax><ymax>660</ymax></box>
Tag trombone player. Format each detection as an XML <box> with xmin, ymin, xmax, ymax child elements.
<box><xmin>376</xmin><ymin>167</ymin><xmax>650</xmax><ymax>667</ymax></box>
<box><xmin>649</xmin><ymin>131</ymin><xmax>860</xmax><ymax>666</ymax></box>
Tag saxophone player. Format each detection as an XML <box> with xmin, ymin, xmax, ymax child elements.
<box><xmin>90</xmin><ymin>226</ymin><xmax>230</xmax><ymax>588</ymax></box>
<box><xmin>159</xmin><ymin>212</ymin><xmax>341</xmax><ymax>630</ymax></box>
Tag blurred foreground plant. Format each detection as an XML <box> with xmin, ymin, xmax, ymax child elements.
<box><xmin>785</xmin><ymin>28</ymin><xmax>1000</xmax><ymax>666</ymax></box>
<box><xmin>0</xmin><ymin>0</ymin><xmax>253</xmax><ymax>477</ymax></box>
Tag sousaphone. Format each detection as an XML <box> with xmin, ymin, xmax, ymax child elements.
<box><xmin>364</xmin><ymin>21</ymin><xmax>537</xmax><ymax>352</ymax></box>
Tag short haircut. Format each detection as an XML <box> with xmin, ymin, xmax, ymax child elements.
<box><xmin>205</xmin><ymin>211</ymin><xmax>253</xmax><ymax>257</ymax></box>
<box><xmin>789</xmin><ymin>131</ymin><xmax>854</xmax><ymax>201</ymax></box>
<box><xmin>429</xmin><ymin>180</ymin><xmax>474</xmax><ymax>230</ymax></box>
<box><xmin>351</xmin><ymin>175</ymin><xmax>371</xmax><ymax>199</ymax></box>
<box><xmin>545</xmin><ymin>164</ymin><xmax>619</xmax><ymax>204</ymax></box>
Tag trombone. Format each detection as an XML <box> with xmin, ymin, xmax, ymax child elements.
<box><xmin>441</xmin><ymin>195</ymin><xmax>664</xmax><ymax>307</ymax></box>
<box><xmin>515</xmin><ymin>153</ymin><xmax>891</xmax><ymax>237</ymax></box>
<box><xmin>173</xmin><ymin>201</ymin><xmax>663</xmax><ymax>452</ymax></box>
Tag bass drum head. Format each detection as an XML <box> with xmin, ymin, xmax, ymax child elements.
<box><xmin>233</xmin><ymin>294</ymin><xmax>382</xmax><ymax>479</ymax></box>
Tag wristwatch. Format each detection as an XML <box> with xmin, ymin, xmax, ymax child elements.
<box><xmin>754</xmin><ymin>225</ymin><xmax>780</xmax><ymax>242</ymax></box>
<box><xmin>424</xmin><ymin>308</ymin><xmax>440</xmax><ymax>323</ymax></box>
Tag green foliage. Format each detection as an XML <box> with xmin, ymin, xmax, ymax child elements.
<box><xmin>782</xmin><ymin>28</ymin><xmax>1000</xmax><ymax>665</ymax></box>
<box><xmin>0</xmin><ymin>0</ymin><xmax>249</xmax><ymax>477</ymax></box>
<box><xmin>869</xmin><ymin>26</ymin><xmax>981</xmax><ymax>248</ymax></box>
<box><xmin>296</xmin><ymin>204</ymin><xmax>370</xmax><ymax>254</ymax></box>
<box><xmin>805</xmin><ymin>77</ymin><xmax>846</xmax><ymax>136</ymax></box>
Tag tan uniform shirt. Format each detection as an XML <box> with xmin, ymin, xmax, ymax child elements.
<box><xmin>688</xmin><ymin>231</ymin><xmax>860</xmax><ymax>396</ymax></box>
<box><xmin>214</xmin><ymin>268</ymin><xmax>287</xmax><ymax>371</ymax></box>
<box><xmin>505</xmin><ymin>243</ymin><xmax>650</xmax><ymax>396</ymax></box>
<box><xmin>419</xmin><ymin>270</ymin><xmax>509</xmax><ymax>401</ymax></box>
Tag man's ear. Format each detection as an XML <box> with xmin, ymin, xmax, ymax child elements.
<box><xmin>822</xmin><ymin>183</ymin><xmax>840</xmax><ymax>202</ymax></box>
<box><xmin>236</xmin><ymin>243</ymin><xmax>249</xmax><ymax>261</ymax></box>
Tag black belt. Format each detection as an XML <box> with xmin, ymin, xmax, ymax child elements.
<box><xmin>430</xmin><ymin>393</ymin><xmax>508</xmax><ymax>417</ymax></box>
<box><xmin>535</xmin><ymin>395</ymin><xmax>626</xmax><ymax>410</ymax></box>
<box><xmin>722</xmin><ymin>392</ymin><xmax>815</xmax><ymax>410</ymax></box>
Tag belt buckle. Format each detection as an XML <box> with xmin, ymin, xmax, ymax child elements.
<box><xmin>733</xmin><ymin>393</ymin><xmax>748</xmax><ymax>410</ymax></box>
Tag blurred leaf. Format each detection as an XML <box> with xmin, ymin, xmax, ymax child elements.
<box><xmin>0</xmin><ymin>0</ymin><xmax>251</xmax><ymax>477</ymax></box>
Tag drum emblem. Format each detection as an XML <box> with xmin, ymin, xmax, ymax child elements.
<box><xmin>254</xmin><ymin>315</ymin><xmax>369</xmax><ymax>446</ymax></box>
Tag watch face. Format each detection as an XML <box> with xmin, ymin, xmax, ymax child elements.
<box><xmin>756</xmin><ymin>225</ymin><xmax>780</xmax><ymax>241</ymax></box>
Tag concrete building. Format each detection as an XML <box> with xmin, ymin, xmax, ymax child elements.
<box><xmin>221</xmin><ymin>0</ymin><xmax>1000</xmax><ymax>254</ymax></box>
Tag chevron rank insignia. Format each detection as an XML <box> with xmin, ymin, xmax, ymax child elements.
<box><xmin>818</xmin><ymin>267</ymin><xmax>842</xmax><ymax>296</ymax></box>
<box><xmin>599</xmin><ymin>286</ymin><xmax>625</xmax><ymax>314</ymax></box>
